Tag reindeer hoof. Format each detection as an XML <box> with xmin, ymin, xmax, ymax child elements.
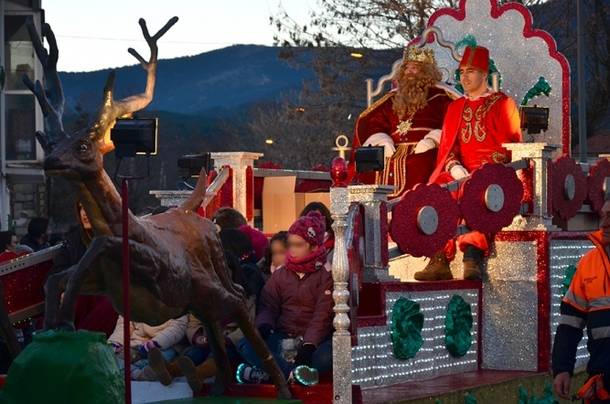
<box><xmin>277</xmin><ymin>384</ymin><xmax>292</xmax><ymax>400</ymax></box>
<box><xmin>209</xmin><ymin>380</ymin><xmax>226</xmax><ymax>396</ymax></box>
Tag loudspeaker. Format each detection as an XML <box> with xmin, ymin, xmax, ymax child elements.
<box><xmin>110</xmin><ymin>118</ymin><xmax>158</xmax><ymax>158</ymax></box>
<box><xmin>355</xmin><ymin>146</ymin><xmax>385</xmax><ymax>173</ymax></box>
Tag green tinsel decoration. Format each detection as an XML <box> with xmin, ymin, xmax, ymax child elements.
<box><xmin>521</xmin><ymin>76</ymin><xmax>552</xmax><ymax>106</ymax></box>
<box><xmin>389</xmin><ymin>297</ymin><xmax>424</xmax><ymax>360</ymax></box>
<box><xmin>561</xmin><ymin>264</ymin><xmax>577</xmax><ymax>296</ymax></box>
<box><xmin>445</xmin><ymin>295</ymin><xmax>473</xmax><ymax>357</ymax></box>
<box><xmin>517</xmin><ymin>382</ymin><xmax>557</xmax><ymax>404</ymax></box>
<box><xmin>455</xmin><ymin>34</ymin><xmax>478</xmax><ymax>50</ymax></box>
<box><xmin>452</xmin><ymin>34</ymin><xmax>502</xmax><ymax>93</ymax></box>
<box><xmin>464</xmin><ymin>392</ymin><xmax>478</xmax><ymax>404</ymax></box>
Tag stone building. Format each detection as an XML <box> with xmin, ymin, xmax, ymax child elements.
<box><xmin>0</xmin><ymin>0</ymin><xmax>46</xmax><ymax>235</ymax></box>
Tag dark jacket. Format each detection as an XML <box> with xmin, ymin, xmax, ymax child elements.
<box><xmin>256</xmin><ymin>266</ymin><xmax>333</xmax><ymax>346</ymax></box>
<box><xmin>552</xmin><ymin>230</ymin><xmax>610</xmax><ymax>389</ymax></box>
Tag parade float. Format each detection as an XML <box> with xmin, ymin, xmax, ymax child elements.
<box><xmin>0</xmin><ymin>0</ymin><xmax>606</xmax><ymax>403</ymax></box>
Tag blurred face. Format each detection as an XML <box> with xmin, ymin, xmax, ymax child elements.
<box><xmin>287</xmin><ymin>234</ymin><xmax>314</xmax><ymax>260</ymax></box>
<box><xmin>6</xmin><ymin>235</ymin><xmax>17</xmax><ymax>252</ymax></box>
<box><xmin>459</xmin><ymin>66</ymin><xmax>487</xmax><ymax>97</ymax></box>
<box><xmin>270</xmin><ymin>239</ymin><xmax>287</xmax><ymax>273</ymax></box>
<box><xmin>600</xmin><ymin>201</ymin><xmax>610</xmax><ymax>245</ymax></box>
<box><xmin>403</xmin><ymin>61</ymin><xmax>422</xmax><ymax>78</ymax></box>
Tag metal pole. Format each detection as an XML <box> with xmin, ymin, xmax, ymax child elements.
<box><xmin>121</xmin><ymin>178</ymin><xmax>132</xmax><ymax>404</ymax></box>
<box><xmin>576</xmin><ymin>0</ymin><xmax>587</xmax><ymax>162</ymax></box>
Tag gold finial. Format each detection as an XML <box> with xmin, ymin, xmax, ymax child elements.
<box><xmin>402</xmin><ymin>47</ymin><xmax>436</xmax><ymax>65</ymax></box>
<box><xmin>332</xmin><ymin>134</ymin><xmax>351</xmax><ymax>159</ymax></box>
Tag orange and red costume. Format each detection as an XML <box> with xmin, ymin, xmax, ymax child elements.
<box><xmin>431</xmin><ymin>90</ymin><xmax>522</xmax><ymax>254</ymax></box>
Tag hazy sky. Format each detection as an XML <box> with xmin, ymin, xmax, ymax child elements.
<box><xmin>43</xmin><ymin>0</ymin><xmax>314</xmax><ymax>72</ymax></box>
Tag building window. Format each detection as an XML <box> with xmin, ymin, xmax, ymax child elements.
<box><xmin>4</xmin><ymin>15</ymin><xmax>35</xmax><ymax>91</ymax></box>
<box><xmin>5</xmin><ymin>95</ymin><xmax>36</xmax><ymax>160</ymax></box>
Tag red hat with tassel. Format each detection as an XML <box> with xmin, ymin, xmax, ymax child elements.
<box><xmin>459</xmin><ymin>46</ymin><xmax>489</xmax><ymax>73</ymax></box>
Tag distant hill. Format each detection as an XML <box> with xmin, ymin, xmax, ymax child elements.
<box><xmin>59</xmin><ymin>45</ymin><xmax>314</xmax><ymax>114</ymax></box>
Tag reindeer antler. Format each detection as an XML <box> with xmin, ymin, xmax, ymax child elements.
<box><xmin>91</xmin><ymin>17</ymin><xmax>179</xmax><ymax>151</ymax></box>
<box><xmin>22</xmin><ymin>19</ymin><xmax>65</xmax><ymax>152</ymax></box>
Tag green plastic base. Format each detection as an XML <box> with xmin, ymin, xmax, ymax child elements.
<box><xmin>0</xmin><ymin>330</ymin><xmax>123</xmax><ymax>404</ymax></box>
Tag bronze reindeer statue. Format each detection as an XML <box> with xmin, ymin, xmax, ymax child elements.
<box><xmin>24</xmin><ymin>18</ymin><xmax>290</xmax><ymax>398</ymax></box>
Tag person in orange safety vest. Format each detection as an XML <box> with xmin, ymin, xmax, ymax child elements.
<box><xmin>552</xmin><ymin>199</ymin><xmax>610</xmax><ymax>403</ymax></box>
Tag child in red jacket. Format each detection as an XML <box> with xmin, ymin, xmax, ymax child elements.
<box><xmin>236</xmin><ymin>211</ymin><xmax>334</xmax><ymax>386</ymax></box>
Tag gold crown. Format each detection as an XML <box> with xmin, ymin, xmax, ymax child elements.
<box><xmin>402</xmin><ymin>47</ymin><xmax>436</xmax><ymax>65</ymax></box>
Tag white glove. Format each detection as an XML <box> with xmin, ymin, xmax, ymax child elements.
<box><xmin>450</xmin><ymin>164</ymin><xmax>469</xmax><ymax>180</ymax></box>
<box><xmin>413</xmin><ymin>138</ymin><xmax>436</xmax><ymax>154</ymax></box>
<box><xmin>363</xmin><ymin>132</ymin><xmax>396</xmax><ymax>160</ymax></box>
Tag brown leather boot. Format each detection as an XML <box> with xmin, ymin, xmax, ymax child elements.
<box><xmin>414</xmin><ymin>252</ymin><xmax>453</xmax><ymax>281</ymax></box>
<box><xmin>177</xmin><ymin>356</ymin><xmax>217</xmax><ymax>392</ymax></box>
<box><xmin>148</xmin><ymin>347</ymin><xmax>172</xmax><ymax>386</ymax></box>
<box><xmin>463</xmin><ymin>245</ymin><xmax>483</xmax><ymax>280</ymax></box>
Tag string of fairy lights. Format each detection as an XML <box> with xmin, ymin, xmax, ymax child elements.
<box><xmin>351</xmin><ymin>290</ymin><xmax>479</xmax><ymax>386</ymax></box>
<box><xmin>549</xmin><ymin>242</ymin><xmax>594</xmax><ymax>364</ymax></box>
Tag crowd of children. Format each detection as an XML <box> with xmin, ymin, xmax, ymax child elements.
<box><xmin>82</xmin><ymin>203</ymin><xmax>334</xmax><ymax>391</ymax></box>
<box><xmin>0</xmin><ymin>202</ymin><xmax>335</xmax><ymax>390</ymax></box>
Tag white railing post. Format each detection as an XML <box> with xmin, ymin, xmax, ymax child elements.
<box><xmin>210</xmin><ymin>152</ymin><xmax>262</xmax><ymax>223</ymax></box>
<box><xmin>348</xmin><ymin>184</ymin><xmax>394</xmax><ymax>281</ymax></box>
<box><xmin>504</xmin><ymin>143</ymin><xmax>559</xmax><ymax>230</ymax></box>
<box><xmin>330</xmin><ymin>172</ymin><xmax>351</xmax><ymax>404</ymax></box>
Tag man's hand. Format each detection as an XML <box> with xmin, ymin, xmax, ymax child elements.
<box><xmin>414</xmin><ymin>138</ymin><xmax>436</xmax><ymax>154</ymax></box>
<box><xmin>363</xmin><ymin>133</ymin><xmax>396</xmax><ymax>160</ymax></box>
<box><xmin>553</xmin><ymin>372</ymin><xmax>571</xmax><ymax>399</ymax></box>
<box><xmin>450</xmin><ymin>164</ymin><xmax>469</xmax><ymax>180</ymax></box>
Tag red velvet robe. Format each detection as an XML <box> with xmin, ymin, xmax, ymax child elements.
<box><xmin>430</xmin><ymin>91</ymin><xmax>522</xmax><ymax>183</ymax></box>
<box><xmin>430</xmin><ymin>91</ymin><xmax>522</xmax><ymax>255</ymax></box>
<box><xmin>350</xmin><ymin>85</ymin><xmax>454</xmax><ymax>197</ymax></box>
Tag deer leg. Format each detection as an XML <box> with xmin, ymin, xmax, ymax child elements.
<box><xmin>57</xmin><ymin>236</ymin><xmax>169</xmax><ymax>329</ymax></box>
<box><xmin>56</xmin><ymin>236</ymin><xmax>120</xmax><ymax>330</ymax></box>
<box><xmin>234</xmin><ymin>303</ymin><xmax>291</xmax><ymax>399</ymax></box>
<box><xmin>43</xmin><ymin>267</ymin><xmax>73</xmax><ymax>330</ymax></box>
<box><xmin>203</xmin><ymin>321</ymin><xmax>232</xmax><ymax>396</ymax></box>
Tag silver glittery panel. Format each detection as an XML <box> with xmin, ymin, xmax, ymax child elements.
<box><xmin>486</xmin><ymin>241</ymin><xmax>538</xmax><ymax>281</ymax></box>
<box><xmin>352</xmin><ymin>289</ymin><xmax>479</xmax><ymax>387</ymax></box>
<box><xmin>549</xmin><ymin>240</ymin><xmax>594</xmax><ymax>369</ymax></box>
<box><xmin>427</xmin><ymin>0</ymin><xmax>567</xmax><ymax>148</ymax></box>
<box><xmin>483</xmin><ymin>240</ymin><xmax>539</xmax><ymax>370</ymax></box>
<box><xmin>482</xmin><ymin>280</ymin><xmax>538</xmax><ymax>370</ymax></box>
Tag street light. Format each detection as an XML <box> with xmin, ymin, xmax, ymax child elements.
<box><xmin>350</xmin><ymin>52</ymin><xmax>364</xmax><ymax>59</ymax></box>
<box><xmin>265</xmin><ymin>139</ymin><xmax>274</xmax><ymax>145</ymax></box>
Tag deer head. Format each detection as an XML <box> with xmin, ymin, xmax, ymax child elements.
<box><xmin>24</xmin><ymin>17</ymin><xmax>178</xmax><ymax>180</ymax></box>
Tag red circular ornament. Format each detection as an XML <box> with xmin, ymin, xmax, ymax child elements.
<box><xmin>390</xmin><ymin>183</ymin><xmax>459</xmax><ymax>258</ymax></box>
<box><xmin>587</xmin><ymin>158</ymin><xmax>610</xmax><ymax>213</ymax></box>
<box><xmin>460</xmin><ymin>163</ymin><xmax>523</xmax><ymax>234</ymax></box>
<box><xmin>330</xmin><ymin>157</ymin><xmax>348</xmax><ymax>187</ymax></box>
<box><xmin>551</xmin><ymin>156</ymin><xmax>587</xmax><ymax>220</ymax></box>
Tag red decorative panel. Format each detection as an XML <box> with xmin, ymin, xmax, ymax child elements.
<box><xmin>2</xmin><ymin>261</ymin><xmax>52</xmax><ymax>315</ymax></box>
<box><xmin>587</xmin><ymin>158</ymin><xmax>610</xmax><ymax>213</ymax></box>
<box><xmin>246</xmin><ymin>165</ymin><xmax>254</xmax><ymax>221</ymax></box>
<box><xmin>550</xmin><ymin>156</ymin><xmax>587</xmax><ymax>220</ymax></box>
<box><xmin>390</xmin><ymin>184</ymin><xmax>460</xmax><ymax>257</ymax></box>
<box><xmin>460</xmin><ymin>164</ymin><xmax>523</xmax><ymax>235</ymax></box>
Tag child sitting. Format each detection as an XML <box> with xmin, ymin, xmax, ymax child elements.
<box><xmin>108</xmin><ymin>315</ymin><xmax>187</xmax><ymax>381</ymax></box>
<box><xmin>259</xmin><ymin>231</ymin><xmax>288</xmax><ymax>280</ymax></box>
<box><xmin>145</xmin><ymin>229</ymin><xmax>264</xmax><ymax>391</ymax></box>
<box><xmin>236</xmin><ymin>211</ymin><xmax>334</xmax><ymax>386</ymax></box>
